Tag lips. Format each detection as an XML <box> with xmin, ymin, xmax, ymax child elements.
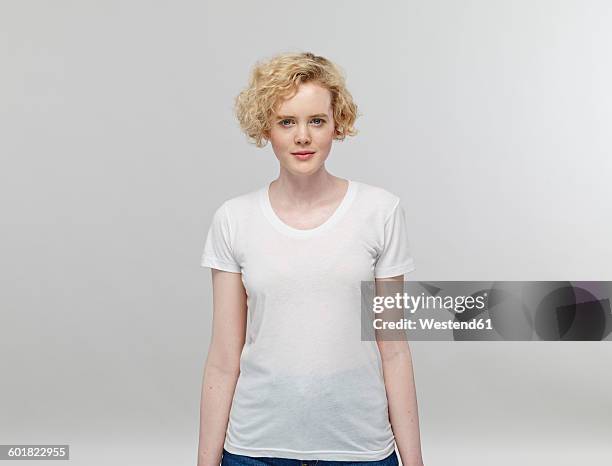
<box><xmin>292</xmin><ymin>151</ymin><xmax>315</xmax><ymax>161</ymax></box>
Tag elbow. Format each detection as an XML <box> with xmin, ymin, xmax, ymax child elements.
<box><xmin>377</xmin><ymin>339</ymin><xmax>412</xmax><ymax>363</ymax></box>
<box><xmin>205</xmin><ymin>343</ymin><xmax>242</xmax><ymax>376</ymax></box>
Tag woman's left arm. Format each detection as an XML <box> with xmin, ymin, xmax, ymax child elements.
<box><xmin>375</xmin><ymin>275</ymin><xmax>425</xmax><ymax>466</ymax></box>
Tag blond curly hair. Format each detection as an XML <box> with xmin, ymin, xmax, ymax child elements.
<box><xmin>234</xmin><ymin>51</ymin><xmax>360</xmax><ymax>148</ymax></box>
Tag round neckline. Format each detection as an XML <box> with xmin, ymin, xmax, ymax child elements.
<box><xmin>260</xmin><ymin>179</ymin><xmax>358</xmax><ymax>238</ymax></box>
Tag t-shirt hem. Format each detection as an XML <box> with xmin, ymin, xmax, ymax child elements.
<box><xmin>374</xmin><ymin>259</ymin><xmax>416</xmax><ymax>278</ymax></box>
<box><xmin>201</xmin><ymin>255</ymin><xmax>241</xmax><ymax>273</ymax></box>
<box><xmin>223</xmin><ymin>438</ymin><xmax>396</xmax><ymax>461</ymax></box>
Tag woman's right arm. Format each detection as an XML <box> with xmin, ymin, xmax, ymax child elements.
<box><xmin>197</xmin><ymin>268</ymin><xmax>247</xmax><ymax>466</ymax></box>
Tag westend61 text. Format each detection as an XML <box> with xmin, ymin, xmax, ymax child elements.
<box><xmin>373</xmin><ymin>318</ymin><xmax>493</xmax><ymax>330</ymax></box>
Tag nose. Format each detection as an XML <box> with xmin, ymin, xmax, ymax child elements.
<box><xmin>294</xmin><ymin>123</ymin><xmax>311</xmax><ymax>145</ymax></box>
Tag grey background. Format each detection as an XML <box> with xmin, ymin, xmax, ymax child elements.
<box><xmin>1</xmin><ymin>1</ymin><xmax>611</xmax><ymax>465</ymax></box>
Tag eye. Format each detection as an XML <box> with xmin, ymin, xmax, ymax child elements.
<box><xmin>278</xmin><ymin>118</ymin><xmax>326</xmax><ymax>127</ymax></box>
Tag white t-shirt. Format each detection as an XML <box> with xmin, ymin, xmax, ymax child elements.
<box><xmin>200</xmin><ymin>179</ymin><xmax>416</xmax><ymax>461</ymax></box>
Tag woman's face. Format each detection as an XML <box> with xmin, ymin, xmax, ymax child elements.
<box><xmin>267</xmin><ymin>81</ymin><xmax>335</xmax><ymax>176</ymax></box>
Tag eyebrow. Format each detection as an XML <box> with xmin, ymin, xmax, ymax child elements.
<box><xmin>276</xmin><ymin>113</ymin><xmax>329</xmax><ymax>119</ymax></box>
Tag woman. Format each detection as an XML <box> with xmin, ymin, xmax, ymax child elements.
<box><xmin>198</xmin><ymin>51</ymin><xmax>424</xmax><ymax>466</ymax></box>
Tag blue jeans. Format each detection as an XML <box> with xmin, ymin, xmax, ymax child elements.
<box><xmin>221</xmin><ymin>448</ymin><xmax>399</xmax><ymax>466</ymax></box>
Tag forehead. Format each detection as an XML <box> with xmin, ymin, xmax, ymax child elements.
<box><xmin>274</xmin><ymin>82</ymin><xmax>332</xmax><ymax>115</ymax></box>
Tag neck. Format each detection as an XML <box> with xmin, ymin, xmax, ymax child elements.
<box><xmin>271</xmin><ymin>168</ymin><xmax>344</xmax><ymax>207</ymax></box>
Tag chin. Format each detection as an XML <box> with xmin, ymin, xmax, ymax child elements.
<box><xmin>285</xmin><ymin>163</ymin><xmax>322</xmax><ymax>175</ymax></box>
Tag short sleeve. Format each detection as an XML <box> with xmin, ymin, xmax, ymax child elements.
<box><xmin>200</xmin><ymin>202</ymin><xmax>241</xmax><ymax>273</ymax></box>
<box><xmin>374</xmin><ymin>199</ymin><xmax>416</xmax><ymax>278</ymax></box>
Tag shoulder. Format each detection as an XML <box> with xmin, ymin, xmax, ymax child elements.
<box><xmin>212</xmin><ymin>185</ymin><xmax>264</xmax><ymax>220</ymax></box>
<box><xmin>353</xmin><ymin>179</ymin><xmax>401</xmax><ymax>219</ymax></box>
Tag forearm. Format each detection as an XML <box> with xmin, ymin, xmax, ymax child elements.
<box><xmin>381</xmin><ymin>347</ymin><xmax>424</xmax><ymax>466</ymax></box>
<box><xmin>197</xmin><ymin>361</ymin><xmax>240</xmax><ymax>466</ymax></box>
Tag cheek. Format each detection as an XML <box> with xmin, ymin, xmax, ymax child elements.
<box><xmin>319</xmin><ymin>126</ymin><xmax>335</xmax><ymax>143</ymax></box>
<box><xmin>269</xmin><ymin>130</ymin><xmax>288</xmax><ymax>147</ymax></box>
